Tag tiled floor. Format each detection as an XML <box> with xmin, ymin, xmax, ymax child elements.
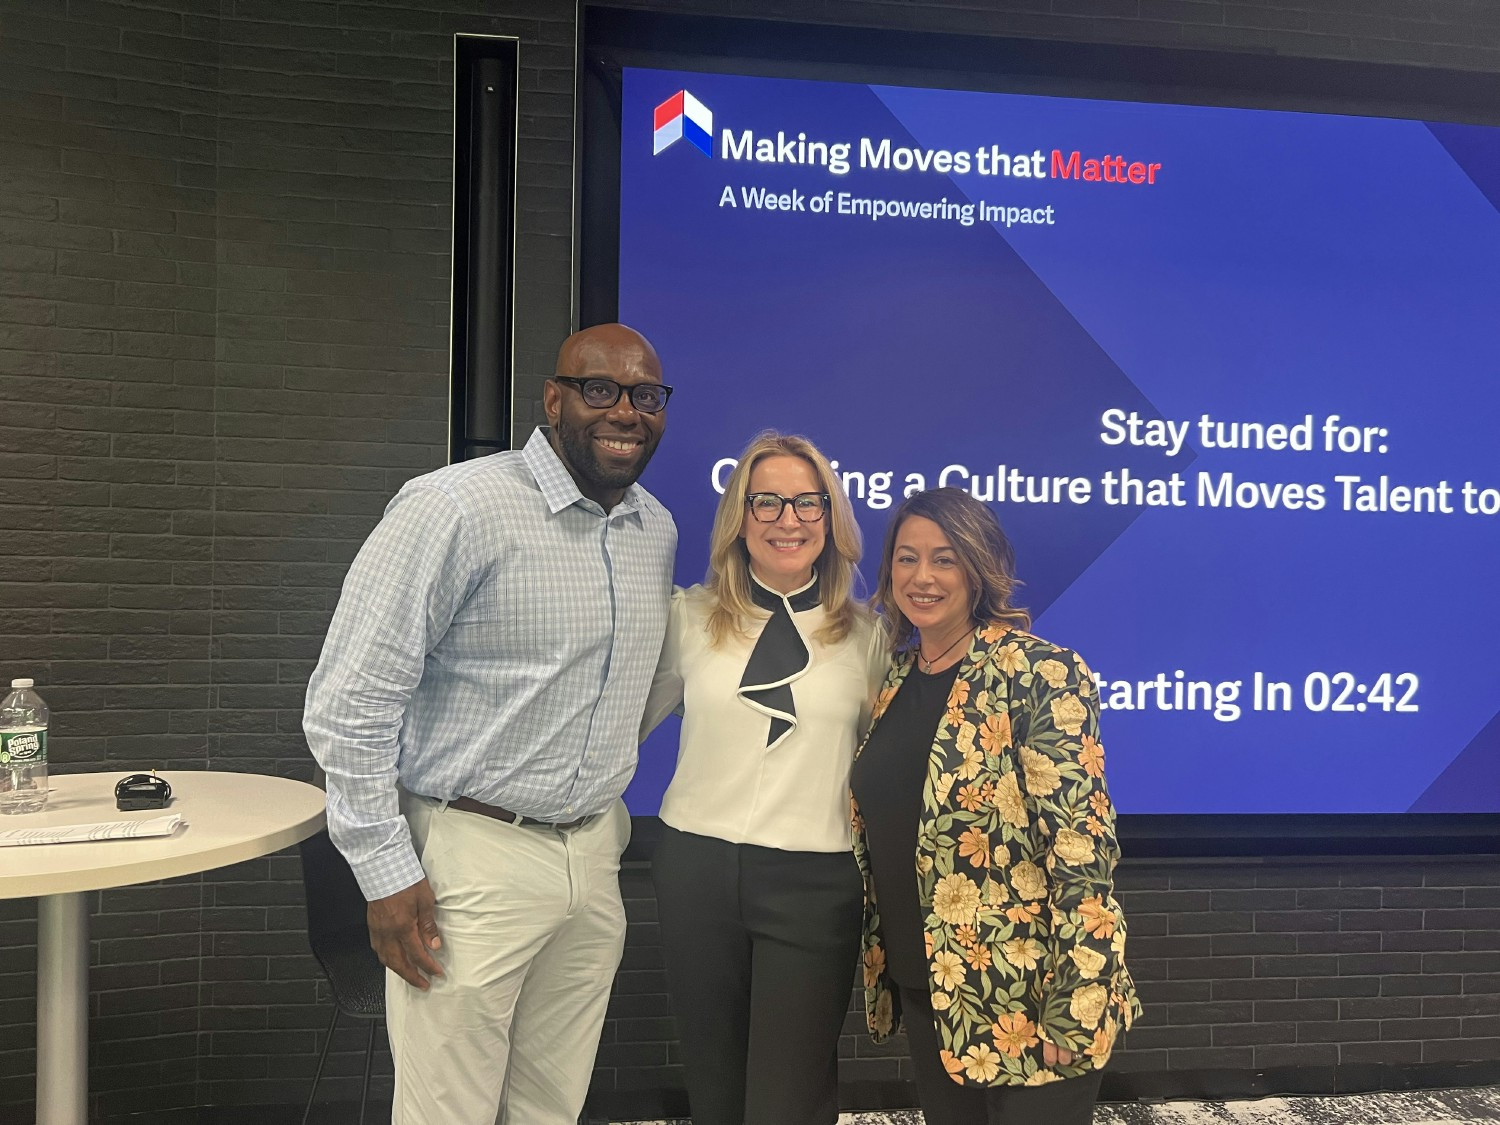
<box><xmin>1087</xmin><ymin>1086</ymin><xmax>1500</xmax><ymax>1125</ymax></box>
<box><xmin>624</xmin><ymin>1084</ymin><xmax>1500</xmax><ymax>1124</ymax></box>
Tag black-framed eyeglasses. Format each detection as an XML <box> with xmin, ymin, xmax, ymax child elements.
<box><xmin>745</xmin><ymin>492</ymin><xmax>830</xmax><ymax>523</ymax></box>
<box><xmin>552</xmin><ymin>376</ymin><xmax>673</xmax><ymax>414</ymax></box>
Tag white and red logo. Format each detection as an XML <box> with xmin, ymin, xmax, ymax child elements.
<box><xmin>653</xmin><ymin>91</ymin><xmax>713</xmax><ymax>157</ymax></box>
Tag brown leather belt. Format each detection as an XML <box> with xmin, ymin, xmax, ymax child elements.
<box><xmin>449</xmin><ymin>796</ymin><xmax>590</xmax><ymax>831</ymax></box>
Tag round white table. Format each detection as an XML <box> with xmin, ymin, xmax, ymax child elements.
<box><xmin>0</xmin><ymin>771</ymin><xmax>326</xmax><ymax>1125</ymax></box>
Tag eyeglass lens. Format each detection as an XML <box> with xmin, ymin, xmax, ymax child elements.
<box><xmin>575</xmin><ymin>377</ymin><xmax>669</xmax><ymax>413</ymax></box>
<box><xmin>747</xmin><ymin>493</ymin><xmax>827</xmax><ymax>522</ymax></box>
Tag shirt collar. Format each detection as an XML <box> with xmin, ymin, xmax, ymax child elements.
<box><xmin>749</xmin><ymin>567</ymin><xmax>821</xmax><ymax>613</ymax></box>
<box><xmin>523</xmin><ymin>427</ymin><xmax>642</xmax><ymax>517</ymax></box>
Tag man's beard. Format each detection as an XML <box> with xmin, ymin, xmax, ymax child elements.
<box><xmin>554</xmin><ymin>416</ymin><xmax>659</xmax><ymax>491</ymax></box>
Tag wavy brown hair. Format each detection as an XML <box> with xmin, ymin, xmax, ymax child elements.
<box><xmin>704</xmin><ymin>431</ymin><xmax>865</xmax><ymax>647</ymax></box>
<box><xmin>874</xmin><ymin>487</ymin><xmax>1030</xmax><ymax>651</ymax></box>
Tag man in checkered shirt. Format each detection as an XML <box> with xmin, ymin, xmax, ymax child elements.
<box><xmin>305</xmin><ymin>323</ymin><xmax>678</xmax><ymax>1125</ymax></box>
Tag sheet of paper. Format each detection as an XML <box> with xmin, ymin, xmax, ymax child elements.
<box><xmin>0</xmin><ymin>814</ymin><xmax>184</xmax><ymax>847</ymax></box>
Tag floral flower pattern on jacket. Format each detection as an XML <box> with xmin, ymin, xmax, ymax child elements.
<box><xmin>852</xmin><ymin>624</ymin><xmax>1143</xmax><ymax>1086</ymax></box>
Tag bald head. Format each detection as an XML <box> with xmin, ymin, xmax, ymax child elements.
<box><xmin>544</xmin><ymin>322</ymin><xmax>668</xmax><ymax>511</ymax></box>
<box><xmin>555</xmin><ymin>323</ymin><xmax>661</xmax><ymax>382</ymax></box>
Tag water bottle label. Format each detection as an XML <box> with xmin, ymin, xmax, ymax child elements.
<box><xmin>0</xmin><ymin>728</ymin><xmax>46</xmax><ymax>764</ymax></box>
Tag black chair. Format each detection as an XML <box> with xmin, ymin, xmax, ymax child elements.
<box><xmin>298</xmin><ymin>829</ymin><xmax>386</xmax><ymax>1125</ymax></box>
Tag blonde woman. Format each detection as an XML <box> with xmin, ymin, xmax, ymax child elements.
<box><xmin>642</xmin><ymin>431</ymin><xmax>884</xmax><ymax>1125</ymax></box>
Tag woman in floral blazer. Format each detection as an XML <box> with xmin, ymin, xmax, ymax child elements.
<box><xmin>850</xmin><ymin>488</ymin><xmax>1141</xmax><ymax>1125</ymax></box>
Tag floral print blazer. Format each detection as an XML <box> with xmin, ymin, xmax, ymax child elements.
<box><xmin>852</xmin><ymin>622</ymin><xmax>1142</xmax><ymax>1087</ymax></box>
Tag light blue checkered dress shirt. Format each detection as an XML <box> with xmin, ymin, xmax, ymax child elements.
<box><xmin>304</xmin><ymin>428</ymin><xmax>676</xmax><ymax>899</ymax></box>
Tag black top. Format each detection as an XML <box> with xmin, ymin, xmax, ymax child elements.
<box><xmin>850</xmin><ymin>660</ymin><xmax>961</xmax><ymax>988</ymax></box>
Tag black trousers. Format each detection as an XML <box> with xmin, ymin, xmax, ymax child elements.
<box><xmin>652</xmin><ymin>826</ymin><xmax>864</xmax><ymax>1125</ymax></box>
<box><xmin>899</xmin><ymin>986</ymin><xmax>1104</xmax><ymax>1125</ymax></box>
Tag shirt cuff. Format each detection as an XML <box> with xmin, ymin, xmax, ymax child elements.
<box><xmin>349</xmin><ymin>845</ymin><xmax>428</xmax><ymax>902</ymax></box>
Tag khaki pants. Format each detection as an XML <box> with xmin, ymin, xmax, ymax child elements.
<box><xmin>387</xmin><ymin>793</ymin><xmax>630</xmax><ymax>1125</ymax></box>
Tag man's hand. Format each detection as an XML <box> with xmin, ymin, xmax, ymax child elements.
<box><xmin>368</xmin><ymin>878</ymin><xmax>444</xmax><ymax>989</ymax></box>
<box><xmin>1042</xmin><ymin>1041</ymin><xmax>1075</xmax><ymax>1068</ymax></box>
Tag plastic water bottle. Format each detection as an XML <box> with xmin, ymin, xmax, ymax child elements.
<box><xmin>0</xmin><ymin>677</ymin><xmax>49</xmax><ymax>814</ymax></box>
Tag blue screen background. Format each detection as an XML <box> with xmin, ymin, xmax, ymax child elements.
<box><xmin>616</xmin><ymin>67</ymin><xmax>1500</xmax><ymax>817</ymax></box>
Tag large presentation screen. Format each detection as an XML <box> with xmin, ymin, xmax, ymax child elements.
<box><xmin>615</xmin><ymin>65</ymin><xmax>1500</xmax><ymax>819</ymax></box>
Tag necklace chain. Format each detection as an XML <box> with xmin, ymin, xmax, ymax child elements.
<box><xmin>918</xmin><ymin>627</ymin><xmax>971</xmax><ymax>673</ymax></box>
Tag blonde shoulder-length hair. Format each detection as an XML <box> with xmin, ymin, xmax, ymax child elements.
<box><xmin>704</xmin><ymin>431</ymin><xmax>866</xmax><ymax>647</ymax></box>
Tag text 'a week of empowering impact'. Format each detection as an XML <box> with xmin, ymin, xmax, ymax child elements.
<box><xmin>721</xmin><ymin>185</ymin><xmax>1056</xmax><ymax>229</ymax></box>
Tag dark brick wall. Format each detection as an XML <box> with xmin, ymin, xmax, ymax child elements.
<box><xmin>1102</xmin><ymin>859</ymin><xmax>1500</xmax><ymax>1075</ymax></box>
<box><xmin>0</xmin><ymin>1</ymin><xmax>567</xmax><ymax>1118</ymax></box>
<box><xmin>0</xmin><ymin>0</ymin><xmax>1497</xmax><ymax>1120</ymax></box>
